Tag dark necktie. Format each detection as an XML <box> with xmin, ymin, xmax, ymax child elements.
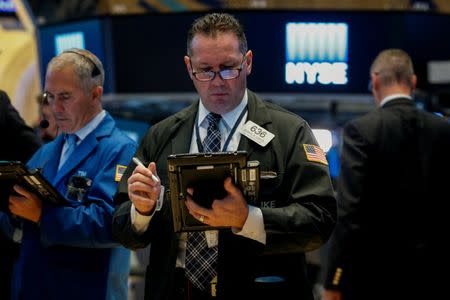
<box><xmin>185</xmin><ymin>112</ymin><xmax>221</xmax><ymax>291</ymax></box>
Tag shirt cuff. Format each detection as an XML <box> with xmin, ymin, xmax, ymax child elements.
<box><xmin>131</xmin><ymin>204</ymin><xmax>152</xmax><ymax>234</ymax></box>
<box><xmin>232</xmin><ymin>205</ymin><xmax>266</xmax><ymax>245</ymax></box>
<box><xmin>130</xmin><ymin>185</ymin><xmax>165</xmax><ymax>233</ymax></box>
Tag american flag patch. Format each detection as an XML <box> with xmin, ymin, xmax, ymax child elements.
<box><xmin>303</xmin><ymin>144</ymin><xmax>328</xmax><ymax>165</ymax></box>
<box><xmin>115</xmin><ymin>165</ymin><xmax>127</xmax><ymax>182</ymax></box>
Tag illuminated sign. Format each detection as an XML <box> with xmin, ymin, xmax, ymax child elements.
<box><xmin>55</xmin><ymin>32</ymin><xmax>85</xmax><ymax>55</ymax></box>
<box><xmin>0</xmin><ymin>0</ymin><xmax>14</xmax><ymax>13</ymax></box>
<box><xmin>286</xmin><ymin>22</ymin><xmax>348</xmax><ymax>85</ymax></box>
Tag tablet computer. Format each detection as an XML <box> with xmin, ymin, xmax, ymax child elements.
<box><xmin>167</xmin><ymin>151</ymin><xmax>259</xmax><ymax>232</ymax></box>
<box><xmin>0</xmin><ymin>161</ymin><xmax>67</xmax><ymax>210</ymax></box>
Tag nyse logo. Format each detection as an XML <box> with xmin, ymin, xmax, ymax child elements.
<box><xmin>285</xmin><ymin>22</ymin><xmax>348</xmax><ymax>85</ymax></box>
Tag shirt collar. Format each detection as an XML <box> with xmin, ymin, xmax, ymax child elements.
<box><xmin>380</xmin><ymin>94</ymin><xmax>412</xmax><ymax>107</ymax></box>
<box><xmin>198</xmin><ymin>89</ymin><xmax>248</xmax><ymax>130</ymax></box>
<box><xmin>73</xmin><ymin>110</ymin><xmax>106</xmax><ymax>141</ymax></box>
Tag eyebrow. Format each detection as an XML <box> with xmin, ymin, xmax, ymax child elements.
<box><xmin>45</xmin><ymin>91</ymin><xmax>72</xmax><ymax>98</ymax></box>
<box><xmin>196</xmin><ymin>60</ymin><xmax>241</xmax><ymax>69</ymax></box>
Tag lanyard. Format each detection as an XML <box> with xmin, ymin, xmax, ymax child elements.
<box><xmin>195</xmin><ymin>106</ymin><xmax>248</xmax><ymax>152</ymax></box>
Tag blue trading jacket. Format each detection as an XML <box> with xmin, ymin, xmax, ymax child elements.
<box><xmin>11</xmin><ymin>113</ymin><xmax>137</xmax><ymax>300</ymax></box>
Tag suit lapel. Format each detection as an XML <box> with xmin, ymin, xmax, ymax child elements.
<box><xmin>238</xmin><ymin>90</ymin><xmax>272</xmax><ymax>156</ymax></box>
<box><xmin>170</xmin><ymin>103</ymin><xmax>197</xmax><ymax>154</ymax></box>
<box><xmin>43</xmin><ymin>135</ymin><xmax>65</xmax><ymax>181</ymax></box>
<box><xmin>169</xmin><ymin>93</ymin><xmax>273</xmax><ymax>156</ymax></box>
<box><xmin>53</xmin><ymin>134</ymin><xmax>97</xmax><ymax>187</ymax></box>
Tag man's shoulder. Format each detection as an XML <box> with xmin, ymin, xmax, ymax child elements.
<box><xmin>110</xmin><ymin>126</ymin><xmax>138</xmax><ymax>147</ymax></box>
<box><xmin>151</xmin><ymin>103</ymin><xmax>196</xmax><ymax>130</ymax></box>
<box><xmin>97</xmin><ymin>113</ymin><xmax>138</xmax><ymax>146</ymax></box>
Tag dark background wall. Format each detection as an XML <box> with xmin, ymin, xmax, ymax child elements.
<box><xmin>38</xmin><ymin>10</ymin><xmax>450</xmax><ymax>97</ymax></box>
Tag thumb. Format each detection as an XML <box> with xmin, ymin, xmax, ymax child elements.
<box><xmin>13</xmin><ymin>185</ymin><xmax>30</xmax><ymax>197</ymax></box>
<box><xmin>223</xmin><ymin>177</ymin><xmax>238</xmax><ymax>195</ymax></box>
<box><xmin>148</xmin><ymin>162</ymin><xmax>158</xmax><ymax>177</ymax></box>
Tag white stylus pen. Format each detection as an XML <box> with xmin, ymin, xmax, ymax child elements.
<box><xmin>132</xmin><ymin>157</ymin><xmax>159</xmax><ymax>183</ymax></box>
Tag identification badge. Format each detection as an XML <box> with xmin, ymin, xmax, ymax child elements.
<box><xmin>205</xmin><ymin>230</ymin><xmax>218</xmax><ymax>248</ymax></box>
<box><xmin>115</xmin><ymin>165</ymin><xmax>127</xmax><ymax>182</ymax></box>
<box><xmin>239</xmin><ymin>120</ymin><xmax>275</xmax><ymax>147</ymax></box>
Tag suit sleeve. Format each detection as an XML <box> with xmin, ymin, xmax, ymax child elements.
<box><xmin>0</xmin><ymin>91</ymin><xmax>41</xmax><ymax>241</ymax></box>
<box><xmin>112</xmin><ymin>125</ymin><xmax>174</xmax><ymax>249</ymax></box>
<box><xmin>261</xmin><ymin>119</ymin><xmax>337</xmax><ymax>253</ymax></box>
<box><xmin>38</xmin><ymin>139</ymin><xmax>137</xmax><ymax>248</ymax></box>
<box><xmin>323</xmin><ymin>121</ymin><xmax>369</xmax><ymax>289</ymax></box>
<box><xmin>1</xmin><ymin>91</ymin><xmax>42</xmax><ymax>162</ymax></box>
<box><xmin>112</xmin><ymin>131</ymin><xmax>158</xmax><ymax>249</ymax></box>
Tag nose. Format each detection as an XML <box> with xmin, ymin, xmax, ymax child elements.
<box><xmin>51</xmin><ymin>98</ymin><xmax>64</xmax><ymax>113</ymax></box>
<box><xmin>210</xmin><ymin>72</ymin><xmax>225</xmax><ymax>86</ymax></box>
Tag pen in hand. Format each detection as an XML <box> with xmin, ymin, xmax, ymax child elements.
<box><xmin>132</xmin><ymin>157</ymin><xmax>159</xmax><ymax>183</ymax></box>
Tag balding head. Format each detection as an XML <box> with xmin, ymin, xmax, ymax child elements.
<box><xmin>370</xmin><ymin>49</ymin><xmax>416</xmax><ymax>104</ymax></box>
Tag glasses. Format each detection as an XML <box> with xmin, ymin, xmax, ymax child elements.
<box><xmin>190</xmin><ymin>56</ymin><xmax>246</xmax><ymax>82</ymax></box>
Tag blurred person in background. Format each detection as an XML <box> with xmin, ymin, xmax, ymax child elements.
<box><xmin>34</xmin><ymin>92</ymin><xmax>60</xmax><ymax>143</ymax></box>
<box><xmin>1</xmin><ymin>49</ymin><xmax>137</xmax><ymax>300</ymax></box>
<box><xmin>0</xmin><ymin>89</ymin><xmax>42</xmax><ymax>300</ymax></box>
<box><xmin>321</xmin><ymin>48</ymin><xmax>450</xmax><ymax>300</ymax></box>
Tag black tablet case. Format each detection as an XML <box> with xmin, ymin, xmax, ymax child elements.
<box><xmin>167</xmin><ymin>151</ymin><xmax>259</xmax><ymax>232</ymax></box>
<box><xmin>0</xmin><ymin>161</ymin><xmax>67</xmax><ymax>212</ymax></box>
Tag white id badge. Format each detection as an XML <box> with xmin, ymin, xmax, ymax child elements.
<box><xmin>239</xmin><ymin>120</ymin><xmax>275</xmax><ymax>147</ymax></box>
<box><xmin>205</xmin><ymin>230</ymin><xmax>218</xmax><ymax>248</ymax></box>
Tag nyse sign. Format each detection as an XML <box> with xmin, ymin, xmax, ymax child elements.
<box><xmin>286</xmin><ymin>62</ymin><xmax>348</xmax><ymax>85</ymax></box>
<box><xmin>285</xmin><ymin>22</ymin><xmax>348</xmax><ymax>86</ymax></box>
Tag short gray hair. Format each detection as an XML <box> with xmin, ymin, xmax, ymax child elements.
<box><xmin>46</xmin><ymin>48</ymin><xmax>104</xmax><ymax>92</ymax></box>
<box><xmin>186</xmin><ymin>13</ymin><xmax>248</xmax><ymax>56</ymax></box>
<box><xmin>370</xmin><ymin>48</ymin><xmax>415</xmax><ymax>88</ymax></box>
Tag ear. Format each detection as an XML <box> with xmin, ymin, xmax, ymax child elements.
<box><xmin>410</xmin><ymin>74</ymin><xmax>417</xmax><ymax>91</ymax></box>
<box><xmin>244</xmin><ymin>50</ymin><xmax>253</xmax><ymax>75</ymax></box>
<box><xmin>92</xmin><ymin>86</ymin><xmax>103</xmax><ymax>103</ymax></box>
<box><xmin>184</xmin><ymin>56</ymin><xmax>194</xmax><ymax>80</ymax></box>
<box><xmin>371</xmin><ymin>73</ymin><xmax>379</xmax><ymax>91</ymax></box>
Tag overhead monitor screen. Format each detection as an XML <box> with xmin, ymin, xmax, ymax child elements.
<box><xmin>285</xmin><ymin>22</ymin><xmax>348</xmax><ymax>86</ymax></box>
<box><xmin>0</xmin><ymin>0</ymin><xmax>14</xmax><ymax>13</ymax></box>
<box><xmin>54</xmin><ymin>31</ymin><xmax>85</xmax><ymax>55</ymax></box>
<box><xmin>38</xmin><ymin>19</ymin><xmax>113</xmax><ymax>93</ymax></box>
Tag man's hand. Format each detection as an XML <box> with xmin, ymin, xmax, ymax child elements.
<box><xmin>185</xmin><ymin>177</ymin><xmax>249</xmax><ymax>229</ymax></box>
<box><xmin>127</xmin><ymin>162</ymin><xmax>161</xmax><ymax>215</ymax></box>
<box><xmin>321</xmin><ymin>289</ymin><xmax>343</xmax><ymax>300</ymax></box>
<box><xmin>9</xmin><ymin>185</ymin><xmax>42</xmax><ymax>223</ymax></box>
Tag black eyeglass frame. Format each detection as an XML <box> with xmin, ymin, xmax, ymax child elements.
<box><xmin>189</xmin><ymin>55</ymin><xmax>247</xmax><ymax>82</ymax></box>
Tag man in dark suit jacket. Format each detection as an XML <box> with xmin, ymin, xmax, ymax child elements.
<box><xmin>321</xmin><ymin>49</ymin><xmax>450</xmax><ymax>300</ymax></box>
<box><xmin>113</xmin><ymin>13</ymin><xmax>336</xmax><ymax>300</ymax></box>
<box><xmin>0</xmin><ymin>90</ymin><xmax>42</xmax><ymax>300</ymax></box>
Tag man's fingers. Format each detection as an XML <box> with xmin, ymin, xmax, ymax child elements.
<box><xmin>12</xmin><ymin>185</ymin><xmax>31</xmax><ymax>197</ymax></box>
<box><xmin>185</xmin><ymin>196</ymin><xmax>211</xmax><ymax>217</ymax></box>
